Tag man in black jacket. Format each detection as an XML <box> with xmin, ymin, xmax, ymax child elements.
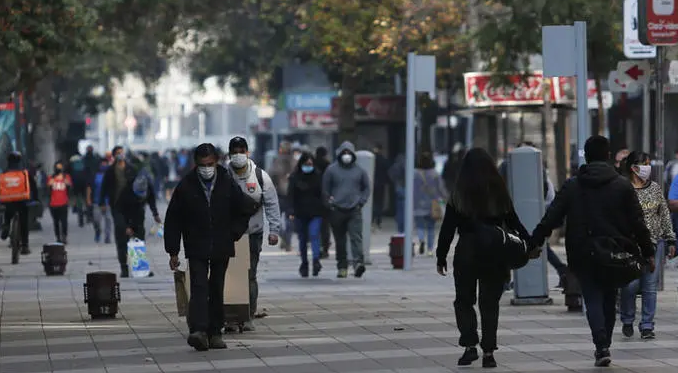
<box><xmin>529</xmin><ymin>136</ymin><xmax>654</xmax><ymax>367</ymax></box>
<box><xmin>164</xmin><ymin>143</ymin><xmax>257</xmax><ymax>351</ymax></box>
<box><xmin>100</xmin><ymin>146</ymin><xmax>161</xmax><ymax>278</ymax></box>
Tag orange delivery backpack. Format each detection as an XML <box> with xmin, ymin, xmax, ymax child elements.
<box><xmin>0</xmin><ymin>170</ymin><xmax>31</xmax><ymax>203</ymax></box>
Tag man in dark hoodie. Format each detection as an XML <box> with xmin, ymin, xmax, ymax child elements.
<box><xmin>322</xmin><ymin>141</ymin><xmax>371</xmax><ymax>278</ymax></box>
<box><xmin>529</xmin><ymin>136</ymin><xmax>654</xmax><ymax>367</ymax></box>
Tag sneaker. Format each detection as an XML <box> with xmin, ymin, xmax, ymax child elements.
<box><xmin>312</xmin><ymin>260</ymin><xmax>322</xmax><ymax>277</ymax></box>
<box><xmin>104</xmin><ymin>236</ymin><xmax>111</xmax><ymax>244</ymax></box>
<box><xmin>187</xmin><ymin>331</ymin><xmax>209</xmax><ymax>351</ymax></box>
<box><xmin>482</xmin><ymin>353</ymin><xmax>497</xmax><ymax>368</ymax></box>
<box><xmin>337</xmin><ymin>269</ymin><xmax>348</xmax><ymax>278</ymax></box>
<box><xmin>120</xmin><ymin>267</ymin><xmax>129</xmax><ymax>278</ymax></box>
<box><xmin>457</xmin><ymin>347</ymin><xmax>479</xmax><ymax>366</ymax></box>
<box><xmin>640</xmin><ymin>329</ymin><xmax>655</xmax><ymax>339</ymax></box>
<box><xmin>594</xmin><ymin>348</ymin><xmax>611</xmax><ymax>367</ymax></box>
<box><xmin>622</xmin><ymin>324</ymin><xmax>634</xmax><ymax>338</ymax></box>
<box><xmin>0</xmin><ymin>226</ymin><xmax>8</xmax><ymax>240</ymax></box>
<box><xmin>320</xmin><ymin>250</ymin><xmax>330</xmax><ymax>259</ymax></box>
<box><xmin>427</xmin><ymin>250</ymin><xmax>433</xmax><ymax>256</ymax></box>
<box><xmin>299</xmin><ymin>262</ymin><xmax>309</xmax><ymax>278</ymax></box>
<box><xmin>94</xmin><ymin>231</ymin><xmax>101</xmax><ymax>243</ymax></box>
<box><xmin>208</xmin><ymin>335</ymin><xmax>227</xmax><ymax>349</ymax></box>
<box><xmin>354</xmin><ymin>263</ymin><xmax>366</xmax><ymax>278</ymax></box>
<box><xmin>243</xmin><ymin>320</ymin><xmax>255</xmax><ymax>332</ymax></box>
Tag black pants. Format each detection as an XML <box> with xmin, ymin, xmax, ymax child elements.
<box><xmin>330</xmin><ymin>208</ymin><xmax>364</xmax><ymax>269</ymax></box>
<box><xmin>188</xmin><ymin>257</ymin><xmax>230</xmax><ymax>336</ymax></box>
<box><xmin>453</xmin><ymin>254</ymin><xmax>506</xmax><ymax>352</ymax></box>
<box><xmin>578</xmin><ymin>271</ymin><xmax>617</xmax><ymax>350</ymax></box>
<box><xmin>49</xmin><ymin>206</ymin><xmax>69</xmax><ymax>241</ymax></box>
<box><xmin>111</xmin><ymin>209</ymin><xmax>145</xmax><ymax>267</ymax></box>
<box><xmin>3</xmin><ymin>201</ymin><xmax>28</xmax><ymax>246</ymax></box>
<box><xmin>248</xmin><ymin>233</ymin><xmax>263</xmax><ymax>319</ymax></box>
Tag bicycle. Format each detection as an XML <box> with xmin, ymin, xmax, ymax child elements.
<box><xmin>9</xmin><ymin>211</ymin><xmax>20</xmax><ymax>264</ymax></box>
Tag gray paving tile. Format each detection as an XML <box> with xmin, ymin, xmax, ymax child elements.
<box><xmin>0</xmin><ymin>360</ymin><xmax>52</xmax><ymax>373</ymax></box>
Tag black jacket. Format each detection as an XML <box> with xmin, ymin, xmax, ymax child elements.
<box><xmin>117</xmin><ymin>180</ymin><xmax>159</xmax><ymax>230</ymax></box>
<box><xmin>530</xmin><ymin>162</ymin><xmax>654</xmax><ymax>273</ymax></box>
<box><xmin>99</xmin><ymin>162</ymin><xmax>138</xmax><ymax>209</ymax></box>
<box><xmin>288</xmin><ymin>169</ymin><xmax>324</xmax><ymax>218</ymax></box>
<box><xmin>164</xmin><ymin>165</ymin><xmax>257</xmax><ymax>259</ymax></box>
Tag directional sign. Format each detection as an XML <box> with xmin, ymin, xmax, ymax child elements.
<box><xmin>617</xmin><ymin>60</ymin><xmax>651</xmax><ymax>84</ymax></box>
<box><xmin>608</xmin><ymin>71</ymin><xmax>641</xmax><ymax>92</ymax></box>
<box><xmin>624</xmin><ymin>0</ymin><xmax>657</xmax><ymax>58</ymax></box>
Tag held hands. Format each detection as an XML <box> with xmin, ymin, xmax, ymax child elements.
<box><xmin>169</xmin><ymin>255</ymin><xmax>180</xmax><ymax>271</ymax></box>
<box><xmin>125</xmin><ymin>227</ymin><xmax>134</xmax><ymax>237</ymax></box>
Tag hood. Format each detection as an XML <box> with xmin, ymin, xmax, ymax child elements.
<box><xmin>335</xmin><ymin>141</ymin><xmax>356</xmax><ymax>158</ymax></box>
<box><xmin>577</xmin><ymin>162</ymin><xmax>619</xmax><ymax>188</ymax></box>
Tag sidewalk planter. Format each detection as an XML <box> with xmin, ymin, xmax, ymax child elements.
<box><xmin>41</xmin><ymin>243</ymin><xmax>67</xmax><ymax>275</ymax></box>
<box><xmin>84</xmin><ymin>271</ymin><xmax>120</xmax><ymax>319</ymax></box>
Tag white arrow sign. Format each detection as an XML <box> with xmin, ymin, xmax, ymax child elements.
<box><xmin>617</xmin><ymin>60</ymin><xmax>651</xmax><ymax>84</ymax></box>
<box><xmin>608</xmin><ymin>71</ymin><xmax>641</xmax><ymax>92</ymax></box>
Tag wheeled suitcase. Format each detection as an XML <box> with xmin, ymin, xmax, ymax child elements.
<box><xmin>175</xmin><ymin>236</ymin><xmax>251</xmax><ymax>332</ymax></box>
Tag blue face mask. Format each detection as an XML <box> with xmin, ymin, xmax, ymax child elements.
<box><xmin>301</xmin><ymin>165</ymin><xmax>314</xmax><ymax>174</ymax></box>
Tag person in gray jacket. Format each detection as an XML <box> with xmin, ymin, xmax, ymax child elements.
<box><xmin>225</xmin><ymin>137</ymin><xmax>281</xmax><ymax>331</ymax></box>
<box><xmin>322</xmin><ymin>141</ymin><xmax>371</xmax><ymax>278</ymax></box>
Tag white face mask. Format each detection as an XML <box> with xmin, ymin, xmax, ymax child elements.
<box><xmin>634</xmin><ymin>165</ymin><xmax>652</xmax><ymax>181</ymax></box>
<box><xmin>293</xmin><ymin>153</ymin><xmax>301</xmax><ymax>161</ymax></box>
<box><xmin>197</xmin><ymin>166</ymin><xmax>215</xmax><ymax>180</ymax></box>
<box><xmin>230</xmin><ymin>154</ymin><xmax>248</xmax><ymax>168</ymax></box>
<box><xmin>341</xmin><ymin>153</ymin><xmax>353</xmax><ymax>164</ymax></box>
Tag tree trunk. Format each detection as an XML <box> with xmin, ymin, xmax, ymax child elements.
<box><xmin>30</xmin><ymin>78</ymin><xmax>58</xmax><ymax>173</ymax></box>
<box><xmin>338</xmin><ymin>73</ymin><xmax>359</xmax><ymax>143</ymax></box>
<box><xmin>594</xmin><ymin>72</ymin><xmax>605</xmax><ymax>135</ymax></box>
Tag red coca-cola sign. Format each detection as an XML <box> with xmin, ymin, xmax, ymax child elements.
<box><xmin>331</xmin><ymin>95</ymin><xmax>406</xmax><ymax>122</ymax></box>
<box><xmin>0</xmin><ymin>103</ymin><xmax>15</xmax><ymax>111</ymax></box>
<box><xmin>464</xmin><ymin>72</ymin><xmax>573</xmax><ymax>107</ymax></box>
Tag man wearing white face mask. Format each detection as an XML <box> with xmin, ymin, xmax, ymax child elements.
<box><xmin>322</xmin><ymin>141</ymin><xmax>371</xmax><ymax>278</ymax></box>
<box><xmin>226</xmin><ymin>136</ymin><xmax>281</xmax><ymax>332</ymax></box>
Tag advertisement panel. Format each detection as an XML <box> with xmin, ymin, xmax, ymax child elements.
<box><xmin>463</xmin><ymin>72</ymin><xmax>575</xmax><ymax>107</ymax></box>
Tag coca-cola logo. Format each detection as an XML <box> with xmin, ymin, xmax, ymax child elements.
<box><xmin>476</xmin><ymin>77</ymin><xmax>544</xmax><ymax>102</ymax></box>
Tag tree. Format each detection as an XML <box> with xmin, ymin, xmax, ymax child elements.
<box><xmin>475</xmin><ymin>0</ymin><xmax>624</xmax><ymax>134</ymax></box>
<box><xmin>296</xmin><ymin>0</ymin><xmax>470</xmax><ymax>142</ymax></box>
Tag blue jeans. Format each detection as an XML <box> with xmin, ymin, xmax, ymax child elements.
<box><xmin>415</xmin><ymin>216</ymin><xmax>436</xmax><ymax>250</ymax></box>
<box><xmin>619</xmin><ymin>243</ymin><xmax>662</xmax><ymax>331</ymax></box>
<box><xmin>395</xmin><ymin>186</ymin><xmax>405</xmax><ymax>233</ymax></box>
<box><xmin>578</xmin><ymin>271</ymin><xmax>618</xmax><ymax>349</ymax></box>
<box><xmin>296</xmin><ymin>217</ymin><xmax>322</xmax><ymax>263</ymax></box>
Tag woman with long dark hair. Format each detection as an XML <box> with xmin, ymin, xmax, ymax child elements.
<box><xmin>436</xmin><ymin>148</ymin><xmax>530</xmax><ymax>368</ymax></box>
<box><xmin>618</xmin><ymin>151</ymin><xmax>675</xmax><ymax>339</ymax></box>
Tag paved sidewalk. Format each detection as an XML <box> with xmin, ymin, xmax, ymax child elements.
<box><xmin>2</xmin><ymin>212</ymin><xmax>678</xmax><ymax>372</ymax></box>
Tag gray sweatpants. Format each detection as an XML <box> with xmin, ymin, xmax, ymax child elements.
<box><xmin>330</xmin><ymin>208</ymin><xmax>364</xmax><ymax>270</ymax></box>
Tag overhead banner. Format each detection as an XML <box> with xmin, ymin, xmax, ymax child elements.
<box><xmin>463</xmin><ymin>72</ymin><xmax>576</xmax><ymax>107</ymax></box>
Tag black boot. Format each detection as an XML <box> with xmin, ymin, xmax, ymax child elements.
<box><xmin>299</xmin><ymin>262</ymin><xmax>309</xmax><ymax>278</ymax></box>
<box><xmin>120</xmin><ymin>264</ymin><xmax>129</xmax><ymax>278</ymax></box>
<box><xmin>482</xmin><ymin>352</ymin><xmax>497</xmax><ymax>368</ymax></box>
<box><xmin>312</xmin><ymin>259</ymin><xmax>322</xmax><ymax>277</ymax></box>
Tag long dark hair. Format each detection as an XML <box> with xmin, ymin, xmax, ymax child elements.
<box><xmin>452</xmin><ymin>147</ymin><xmax>513</xmax><ymax>218</ymax></box>
<box><xmin>621</xmin><ymin>151</ymin><xmax>651</xmax><ymax>179</ymax></box>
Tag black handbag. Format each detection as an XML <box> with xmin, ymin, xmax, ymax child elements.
<box><xmin>474</xmin><ymin>217</ymin><xmax>529</xmax><ymax>270</ymax></box>
<box><xmin>579</xmin><ymin>183</ymin><xmax>643</xmax><ymax>287</ymax></box>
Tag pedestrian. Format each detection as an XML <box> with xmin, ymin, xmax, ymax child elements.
<box><xmin>269</xmin><ymin>141</ymin><xmax>296</xmax><ymax>251</ymax></box>
<box><xmin>87</xmin><ymin>157</ymin><xmax>111</xmax><ymax>243</ymax></box>
<box><xmin>0</xmin><ymin>151</ymin><xmax>38</xmax><ymax>257</ymax></box>
<box><xmin>619</xmin><ymin>151</ymin><xmax>676</xmax><ymax>339</ymax></box>
<box><xmin>164</xmin><ymin>143</ymin><xmax>257</xmax><ymax>351</ymax></box>
<box><xmin>117</xmin><ymin>165</ymin><xmax>157</xmax><ymax>245</ymax></box>
<box><xmin>529</xmin><ymin>136</ymin><xmax>654</xmax><ymax>367</ymax></box>
<box><xmin>322</xmin><ymin>141</ymin><xmax>371</xmax><ymax>278</ymax></box>
<box><xmin>436</xmin><ymin>147</ymin><xmax>531</xmax><ymax>368</ymax></box>
<box><xmin>100</xmin><ymin>146</ymin><xmax>162</xmax><ymax>278</ymax></box>
<box><xmin>315</xmin><ymin>146</ymin><xmax>332</xmax><ymax>258</ymax></box>
<box><xmin>47</xmin><ymin>161</ymin><xmax>72</xmax><ymax>244</ymax></box>
<box><xmin>225</xmin><ymin>136</ymin><xmax>281</xmax><ymax>332</ymax></box>
<box><xmin>414</xmin><ymin>151</ymin><xmax>447</xmax><ymax>256</ymax></box>
<box><xmin>288</xmin><ymin>152</ymin><xmax>324</xmax><ymax>277</ymax></box>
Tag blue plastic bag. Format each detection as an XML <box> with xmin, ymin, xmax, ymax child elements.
<box><xmin>127</xmin><ymin>238</ymin><xmax>151</xmax><ymax>278</ymax></box>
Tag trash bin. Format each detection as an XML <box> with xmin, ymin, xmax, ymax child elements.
<box><xmin>84</xmin><ymin>271</ymin><xmax>120</xmax><ymax>319</ymax></box>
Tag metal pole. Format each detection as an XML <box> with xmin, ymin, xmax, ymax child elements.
<box><xmin>404</xmin><ymin>53</ymin><xmax>416</xmax><ymax>271</ymax></box>
<box><xmin>643</xmin><ymin>82</ymin><xmax>651</xmax><ymax>153</ymax></box>
<box><xmin>574</xmin><ymin>21</ymin><xmax>589</xmax><ymax>166</ymax></box>
<box><xmin>656</xmin><ymin>47</ymin><xmax>666</xmax><ymax>192</ymax></box>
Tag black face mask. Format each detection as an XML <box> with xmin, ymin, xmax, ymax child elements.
<box><xmin>55</xmin><ymin>169</ymin><xmax>63</xmax><ymax>174</ymax></box>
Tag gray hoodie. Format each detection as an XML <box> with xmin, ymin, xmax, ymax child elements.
<box><xmin>227</xmin><ymin>159</ymin><xmax>281</xmax><ymax>235</ymax></box>
<box><xmin>322</xmin><ymin>141</ymin><xmax>371</xmax><ymax>210</ymax></box>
